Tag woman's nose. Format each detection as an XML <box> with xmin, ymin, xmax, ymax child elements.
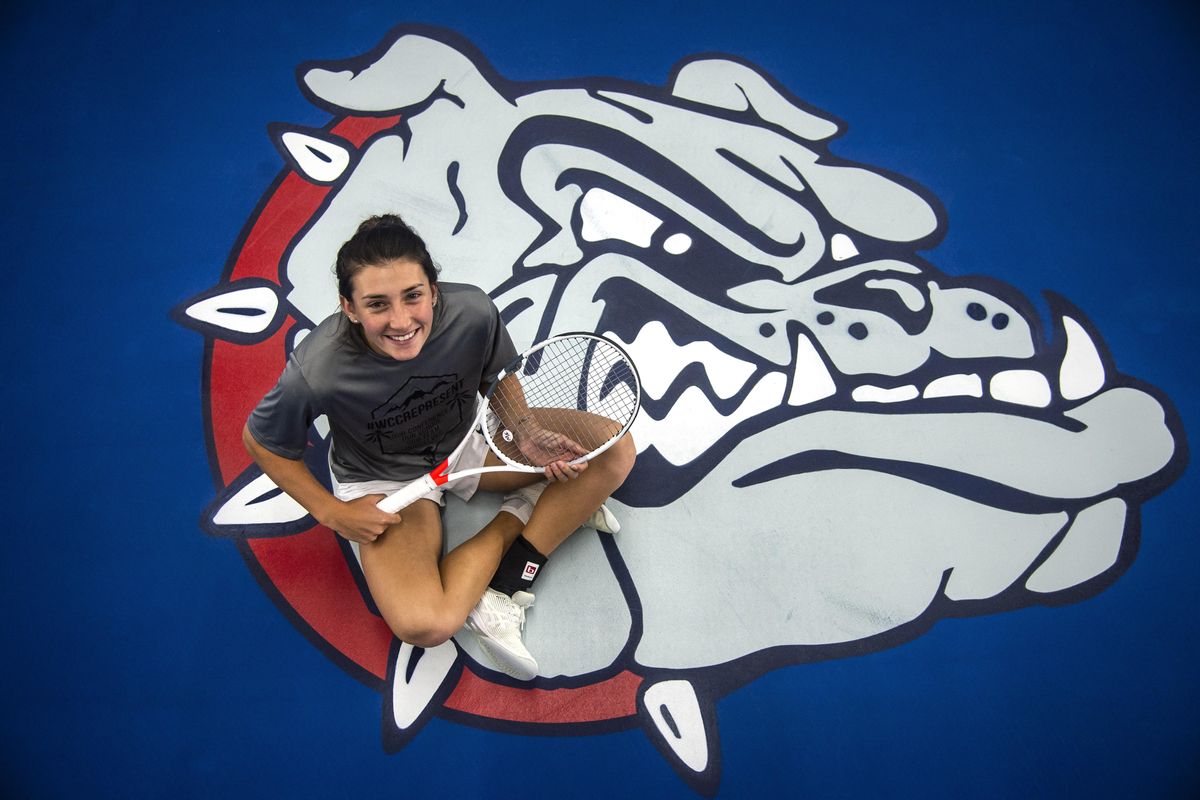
<box><xmin>388</xmin><ymin>306</ymin><xmax>410</xmax><ymax>329</ymax></box>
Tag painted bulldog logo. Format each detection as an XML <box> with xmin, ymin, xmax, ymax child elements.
<box><xmin>177</xmin><ymin>25</ymin><xmax>1186</xmax><ymax>795</ymax></box>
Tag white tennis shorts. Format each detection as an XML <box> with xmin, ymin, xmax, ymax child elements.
<box><xmin>330</xmin><ymin>429</ymin><xmax>490</xmax><ymax>507</ymax></box>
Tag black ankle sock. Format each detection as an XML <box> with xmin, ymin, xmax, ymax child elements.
<box><xmin>490</xmin><ymin>535</ymin><xmax>547</xmax><ymax>596</ymax></box>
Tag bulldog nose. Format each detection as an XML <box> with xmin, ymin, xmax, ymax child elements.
<box><xmin>965</xmin><ymin>300</ymin><xmax>1011</xmax><ymax>331</ymax></box>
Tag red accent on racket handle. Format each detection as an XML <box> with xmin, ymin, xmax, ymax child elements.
<box><xmin>430</xmin><ymin>457</ymin><xmax>452</xmax><ymax>486</ymax></box>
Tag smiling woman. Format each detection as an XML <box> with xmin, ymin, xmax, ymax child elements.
<box><xmin>242</xmin><ymin>213</ymin><xmax>635</xmax><ymax>681</ymax></box>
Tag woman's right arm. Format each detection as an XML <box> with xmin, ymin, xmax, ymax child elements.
<box><xmin>241</xmin><ymin>424</ymin><xmax>401</xmax><ymax>544</ymax></box>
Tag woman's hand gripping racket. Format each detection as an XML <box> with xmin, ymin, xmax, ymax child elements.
<box><xmin>375</xmin><ymin>333</ymin><xmax>641</xmax><ymax>514</ymax></box>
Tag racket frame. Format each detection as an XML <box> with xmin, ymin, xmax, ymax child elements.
<box><xmin>375</xmin><ymin>332</ymin><xmax>639</xmax><ymax>514</ymax></box>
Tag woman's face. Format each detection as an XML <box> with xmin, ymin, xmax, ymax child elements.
<box><xmin>340</xmin><ymin>259</ymin><xmax>438</xmax><ymax>360</ymax></box>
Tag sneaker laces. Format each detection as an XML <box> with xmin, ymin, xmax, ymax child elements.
<box><xmin>501</xmin><ymin>598</ymin><xmax>525</xmax><ymax>632</ymax></box>
<box><xmin>490</xmin><ymin>591</ymin><xmax>532</xmax><ymax>632</ymax></box>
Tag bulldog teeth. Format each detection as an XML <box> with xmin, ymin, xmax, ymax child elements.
<box><xmin>618</xmin><ymin>322</ymin><xmax>850</xmax><ymax>461</ymax></box>
<box><xmin>617</xmin><ymin>321</ymin><xmax>756</xmax><ymax>401</ymax></box>
<box><xmin>788</xmin><ymin>333</ymin><xmax>836</xmax><ymax>406</ymax></box>
<box><xmin>846</xmin><ymin>370</ymin><xmax>1057</xmax><ymax>407</ymax></box>
<box><xmin>923</xmin><ymin>373</ymin><xmax>983</xmax><ymax>399</ymax></box>
<box><xmin>619</xmin><ymin>310</ymin><xmax>1081</xmax><ymax>461</ymax></box>
<box><xmin>631</xmin><ymin>372</ymin><xmax>786</xmax><ymax>463</ymax></box>
<box><xmin>1059</xmin><ymin>316</ymin><xmax>1106</xmax><ymax>400</ymax></box>
<box><xmin>852</xmin><ymin>384</ymin><xmax>919</xmax><ymax>403</ymax></box>
<box><xmin>990</xmin><ymin>370</ymin><xmax>1052</xmax><ymax>408</ymax></box>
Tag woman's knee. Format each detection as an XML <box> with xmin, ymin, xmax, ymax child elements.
<box><xmin>599</xmin><ymin>433</ymin><xmax>636</xmax><ymax>482</ymax></box>
<box><xmin>380</xmin><ymin>606</ymin><xmax>463</xmax><ymax>648</ymax></box>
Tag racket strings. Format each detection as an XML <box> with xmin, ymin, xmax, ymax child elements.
<box><xmin>486</xmin><ymin>337</ymin><xmax>638</xmax><ymax>468</ymax></box>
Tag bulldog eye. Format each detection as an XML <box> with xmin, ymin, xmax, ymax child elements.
<box><xmin>663</xmin><ymin>232</ymin><xmax>692</xmax><ymax>254</ymax></box>
<box><xmin>579</xmin><ymin>187</ymin><xmax>695</xmax><ymax>256</ymax></box>
<box><xmin>580</xmin><ymin>187</ymin><xmax>663</xmax><ymax>247</ymax></box>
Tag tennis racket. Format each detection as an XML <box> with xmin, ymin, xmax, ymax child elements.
<box><xmin>375</xmin><ymin>332</ymin><xmax>640</xmax><ymax>514</ymax></box>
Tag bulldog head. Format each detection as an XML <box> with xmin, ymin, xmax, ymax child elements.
<box><xmin>273</xmin><ymin>30</ymin><xmax>1183</xmax><ymax>681</ymax></box>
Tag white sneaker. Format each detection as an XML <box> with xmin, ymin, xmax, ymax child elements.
<box><xmin>501</xmin><ymin>481</ymin><xmax>621</xmax><ymax>534</ymax></box>
<box><xmin>465</xmin><ymin>588</ymin><xmax>538</xmax><ymax>680</ymax></box>
<box><xmin>588</xmin><ymin>504</ymin><xmax>621</xmax><ymax>534</ymax></box>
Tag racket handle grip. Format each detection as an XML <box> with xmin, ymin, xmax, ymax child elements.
<box><xmin>376</xmin><ymin>475</ymin><xmax>438</xmax><ymax>514</ymax></box>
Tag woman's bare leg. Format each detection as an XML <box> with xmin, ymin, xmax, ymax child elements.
<box><xmin>459</xmin><ymin>434</ymin><xmax>635</xmax><ymax>677</ymax></box>
<box><xmin>478</xmin><ymin>432</ymin><xmax>636</xmax><ymax>556</ymax></box>
<box><xmin>522</xmin><ymin>433</ymin><xmax>635</xmax><ymax>554</ymax></box>
<box><xmin>359</xmin><ymin>498</ymin><xmax>523</xmax><ymax>647</ymax></box>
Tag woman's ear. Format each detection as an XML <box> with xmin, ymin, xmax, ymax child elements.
<box><xmin>339</xmin><ymin>295</ymin><xmax>358</xmax><ymax>324</ymax></box>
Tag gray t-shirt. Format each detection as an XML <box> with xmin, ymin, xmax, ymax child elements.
<box><xmin>247</xmin><ymin>282</ymin><xmax>518</xmax><ymax>482</ymax></box>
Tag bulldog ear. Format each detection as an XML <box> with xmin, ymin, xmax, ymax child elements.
<box><xmin>669</xmin><ymin>57</ymin><xmax>840</xmax><ymax>142</ymax></box>
<box><xmin>301</xmin><ymin>33</ymin><xmax>493</xmax><ymax>113</ymax></box>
